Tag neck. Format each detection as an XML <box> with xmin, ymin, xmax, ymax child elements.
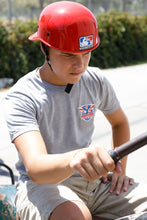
<box><xmin>38</xmin><ymin>62</ymin><xmax>66</xmax><ymax>86</ymax></box>
<box><xmin>38</xmin><ymin>62</ymin><xmax>51</xmax><ymax>83</ymax></box>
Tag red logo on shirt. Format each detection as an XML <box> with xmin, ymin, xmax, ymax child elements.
<box><xmin>78</xmin><ymin>104</ymin><xmax>95</xmax><ymax>121</ymax></box>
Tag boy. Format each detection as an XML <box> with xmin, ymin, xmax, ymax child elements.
<box><xmin>2</xmin><ymin>1</ymin><xmax>147</xmax><ymax>220</ymax></box>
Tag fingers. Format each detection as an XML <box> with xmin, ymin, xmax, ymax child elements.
<box><xmin>71</xmin><ymin>153</ymin><xmax>103</xmax><ymax>181</ymax></box>
<box><xmin>96</xmin><ymin>146</ymin><xmax>115</xmax><ymax>173</ymax></box>
<box><xmin>108</xmin><ymin>173</ymin><xmax>134</xmax><ymax>195</ymax></box>
<box><xmin>101</xmin><ymin>176</ymin><xmax>108</xmax><ymax>183</ymax></box>
<box><xmin>70</xmin><ymin>146</ymin><xmax>115</xmax><ymax>181</ymax></box>
<box><xmin>115</xmin><ymin>161</ymin><xmax>122</xmax><ymax>175</ymax></box>
<box><xmin>109</xmin><ymin>173</ymin><xmax>119</xmax><ymax>194</ymax></box>
<box><xmin>115</xmin><ymin>175</ymin><xmax>127</xmax><ymax>195</ymax></box>
<box><xmin>123</xmin><ymin>176</ymin><xmax>134</xmax><ymax>192</ymax></box>
<box><xmin>129</xmin><ymin>177</ymin><xmax>134</xmax><ymax>186</ymax></box>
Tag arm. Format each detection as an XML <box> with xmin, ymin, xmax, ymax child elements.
<box><xmin>14</xmin><ymin>131</ymin><xmax>76</xmax><ymax>184</ymax></box>
<box><xmin>14</xmin><ymin>130</ymin><xmax>116</xmax><ymax>185</ymax></box>
<box><xmin>104</xmin><ymin>106</ymin><xmax>134</xmax><ymax>194</ymax></box>
<box><xmin>104</xmin><ymin>106</ymin><xmax>130</xmax><ymax>174</ymax></box>
<box><xmin>14</xmin><ymin>107</ymin><xmax>127</xmax><ymax>185</ymax></box>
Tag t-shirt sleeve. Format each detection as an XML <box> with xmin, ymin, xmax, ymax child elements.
<box><xmin>98</xmin><ymin>74</ymin><xmax>120</xmax><ymax>114</ymax></box>
<box><xmin>2</xmin><ymin>91</ymin><xmax>39</xmax><ymax>142</ymax></box>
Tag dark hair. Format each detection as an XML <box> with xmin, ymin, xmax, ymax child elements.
<box><xmin>41</xmin><ymin>42</ymin><xmax>49</xmax><ymax>58</ymax></box>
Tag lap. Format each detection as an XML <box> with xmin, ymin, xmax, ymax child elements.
<box><xmin>15</xmin><ymin>179</ymin><xmax>84</xmax><ymax>220</ymax></box>
<box><xmin>91</xmin><ymin>180</ymin><xmax>147</xmax><ymax>219</ymax></box>
<box><xmin>15</xmin><ymin>177</ymin><xmax>147</xmax><ymax>220</ymax></box>
<box><xmin>62</xmin><ymin>177</ymin><xmax>147</xmax><ymax>219</ymax></box>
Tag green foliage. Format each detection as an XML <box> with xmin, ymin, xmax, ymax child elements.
<box><xmin>0</xmin><ymin>12</ymin><xmax>147</xmax><ymax>82</ymax></box>
<box><xmin>0</xmin><ymin>19</ymin><xmax>43</xmax><ymax>82</ymax></box>
<box><xmin>90</xmin><ymin>11</ymin><xmax>147</xmax><ymax>68</ymax></box>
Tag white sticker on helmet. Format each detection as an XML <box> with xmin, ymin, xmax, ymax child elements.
<box><xmin>79</xmin><ymin>35</ymin><xmax>93</xmax><ymax>50</ymax></box>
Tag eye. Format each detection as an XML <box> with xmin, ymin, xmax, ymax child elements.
<box><xmin>64</xmin><ymin>53</ymin><xmax>74</xmax><ymax>57</ymax></box>
<box><xmin>84</xmin><ymin>52</ymin><xmax>91</xmax><ymax>56</ymax></box>
<box><xmin>62</xmin><ymin>53</ymin><xmax>75</xmax><ymax>58</ymax></box>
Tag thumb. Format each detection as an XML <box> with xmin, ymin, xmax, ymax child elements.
<box><xmin>115</xmin><ymin>160</ymin><xmax>122</xmax><ymax>174</ymax></box>
<box><xmin>101</xmin><ymin>175</ymin><xmax>108</xmax><ymax>183</ymax></box>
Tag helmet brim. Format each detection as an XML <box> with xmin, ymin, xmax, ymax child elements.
<box><xmin>28</xmin><ymin>31</ymin><xmax>100</xmax><ymax>53</ymax></box>
<box><xmin>29</xmin><ymin>32</ymin><xmax>39</xmax><ymax>41</ymax></box>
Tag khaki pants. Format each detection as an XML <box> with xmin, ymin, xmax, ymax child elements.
<box><xmin>15</xmin><ymin>177</ymin><xmax>147</xmax><ymax>220</ymax></box>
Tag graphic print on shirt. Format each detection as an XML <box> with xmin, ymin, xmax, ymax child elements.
<box><xmin>78</xmin><ymin>104</ymin><xmax>95</xmax><ymax>121</ymax></box>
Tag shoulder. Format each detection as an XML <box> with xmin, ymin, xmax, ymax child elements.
<box><xmin>83</xmin><ymin>66</ymin><xmax>107</xmax><ymax>85</ymax></box>
<box><xmin>85</xmin><ymin>66</ymin><xmax>103</xmax><ymax>79</ymax></box>
<box><xmin>81</xmin><ymin>66</ymin><xmax>111</xmax><ymax>91</ymax></box>
<box><xmin>2</xmin><ymin>68</ymin><xmax>45</xmax><ymax>118</ymax></box>
<box><xmin>4</xmin><ymin>69</ymin><xmax>43</xmax><ymax>101</ymax></box>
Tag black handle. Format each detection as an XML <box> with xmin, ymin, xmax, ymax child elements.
<box><xmin>109</xmin><ymin>132</ymin><xmax>147</xmax><ymax>163</ymax></box>
<box><xmin>0</xmin><ymin>163</ymin><xmax>15</xmax><ymax>185</ymax></box>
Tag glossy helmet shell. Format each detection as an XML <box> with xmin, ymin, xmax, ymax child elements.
<box><xmin>29</xmin><ymin>1</ymin><xmax>100</xmax><ymax>53</ymax></box>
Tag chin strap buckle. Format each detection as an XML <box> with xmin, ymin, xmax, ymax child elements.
<box><xmin>65</xmin><ymin>84</ymin><xmax>73</xmax><ymax>93</ymax></box>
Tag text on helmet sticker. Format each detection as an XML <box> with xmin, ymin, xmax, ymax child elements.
<box><xmin>79</xmin><ymin>35</ymin><xmax>93</xmax><ymax>50</ymax></box>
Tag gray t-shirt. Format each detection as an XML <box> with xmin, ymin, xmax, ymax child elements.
<box><xmin>2</xmin><ymin>66</ymin><xmax>119</xmax><ymax>183</ymax></box>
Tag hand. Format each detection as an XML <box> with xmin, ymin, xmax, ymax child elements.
<box><xmin>70</xmin><ymin>146</ymin><xmax>115</xmax><ymax>181</ymax></box>
<box><xmin>101</xmin><ymin>169</ymin><xmax>134</xmax><ymax>195</ymax></box>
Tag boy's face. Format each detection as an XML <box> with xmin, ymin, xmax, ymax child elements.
<box><xmin>47</xmin><ymin>47</ymin><xmax>91</xmax><ymax>86</ymax></box>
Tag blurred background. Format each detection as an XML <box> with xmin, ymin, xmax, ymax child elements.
<box><xmin>0</xmin><ymin>0</ymin><xmax>147</xmax><ymax>22</ymax></box>
<box><xmin>0</xmin><ymin>0</ymin><xmax>147</xmax><ymax>86</ymax></box>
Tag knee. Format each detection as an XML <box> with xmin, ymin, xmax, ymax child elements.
<box><xmin>50</xmin><ymin>201</ymin><xmax>92</xmax><ymax>220</ymax></box>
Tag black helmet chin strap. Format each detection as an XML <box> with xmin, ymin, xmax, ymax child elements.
<box><xmin>41</xmin><ymin>42</ymin><xmax>53</xmax><ymax>71</ymax></box>
<box><xmin>47</xmin><ymin>59</ymin><xmax>53</xmax><ymax>71</ymax></box>
<box><xmin>41</xmin><ymin>42</ymin><xmax>74</xmax><ymax>94</ymax></box>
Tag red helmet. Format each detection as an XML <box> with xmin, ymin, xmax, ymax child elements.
<box><xmin>29</xmin><ymin>1</ymin><xmax>100</xmax><ymax>53</ymax></box>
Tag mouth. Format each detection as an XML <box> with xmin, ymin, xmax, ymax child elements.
<box><xmin>70</xmin><ymin>72</ymin><xmax>83</xmax><ymax>76</ymax></box>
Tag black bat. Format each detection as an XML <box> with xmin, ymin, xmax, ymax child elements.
<box><xmin>109</xmin><ymin>132</ymin><xmax>147</xmax><ymax>163</ymax></box>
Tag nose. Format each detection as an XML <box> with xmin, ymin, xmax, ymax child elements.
<box><xmin>73</xmin><ymin>55</ymin><xmax>84</xmax><ymax>69</ymax></box>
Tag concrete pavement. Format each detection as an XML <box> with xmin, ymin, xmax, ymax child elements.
<box><xmin>0</xmin><ymin>63</ymin><xmax>147</xmax><ymax>185</ymax></box>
